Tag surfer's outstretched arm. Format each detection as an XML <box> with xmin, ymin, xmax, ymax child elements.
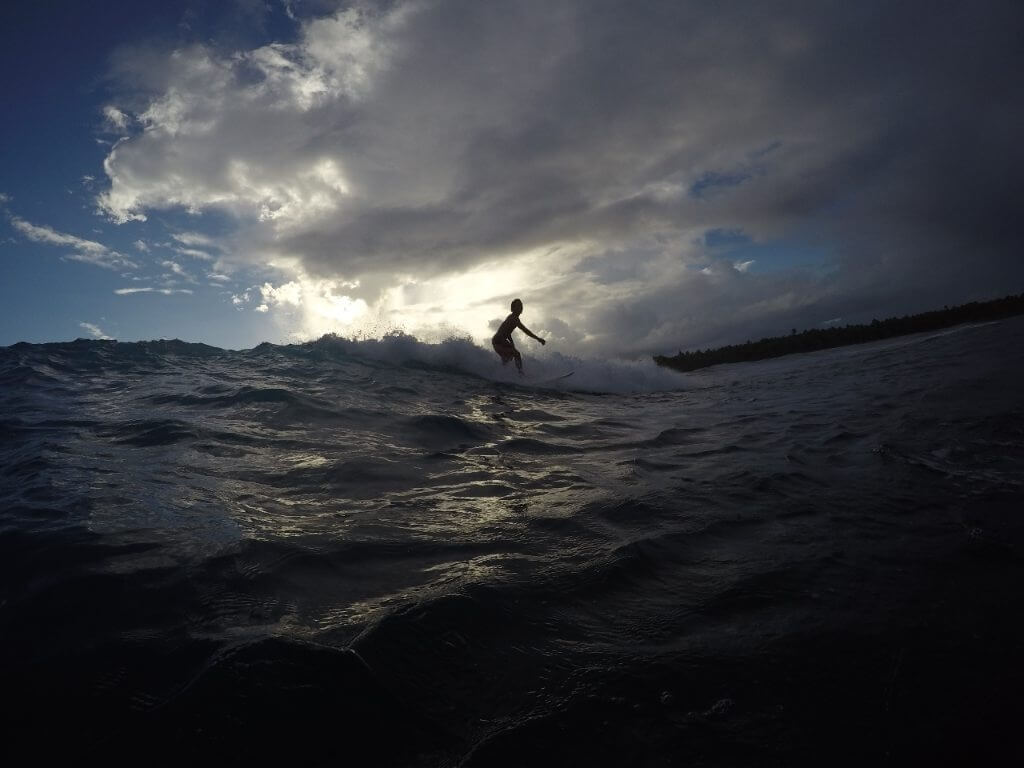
<box><xmin>517</xmin><ymin>320</ymin><xmax>546</xmax><ymax>345</ymax></box>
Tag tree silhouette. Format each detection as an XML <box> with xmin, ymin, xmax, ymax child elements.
<box><xmin>654</xmin><ymin>293</ymin><xmax>1024</xmax><ymax>373</ymax></box>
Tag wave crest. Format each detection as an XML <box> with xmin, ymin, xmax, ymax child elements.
<box><xmin>291</xmin><ymin>332</ymin><xmax>687</xmax><ymax>394</ymax></box>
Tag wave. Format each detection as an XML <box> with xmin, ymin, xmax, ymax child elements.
<box><xmin>286</xmin><ymin>332</ymin><xmax>689</xmax><ymax>395</ymax></box>
<box><xmin>4</xmin><ymin>332</ymin><xmax>687</xmax><ymax>395</ymax></box>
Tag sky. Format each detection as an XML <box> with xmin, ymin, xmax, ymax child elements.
<box><xmin>2</xmin><ymin>0</ymin><xmax>1022</xmax><ymax>356</ymax></box>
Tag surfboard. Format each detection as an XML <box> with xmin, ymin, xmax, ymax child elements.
<box><xmin>534</xmin><ymin>371</ymin><xmax>574</xmax><ymax>385</ymax></box>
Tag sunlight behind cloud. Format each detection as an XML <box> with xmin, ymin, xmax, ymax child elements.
<box><xmin>253</xmin><ymin>244</ymin><xmax>589</xmax><ymax>345</ymax></box>
<box><xmin>256</xmin><ymin>277</ymin><xmax>369</xmax><ymax>339</ymax></box>
<box><xmin>379</xmin><ymin>245</ymin><xmax>588</xmax><ymax>343</ymax></box>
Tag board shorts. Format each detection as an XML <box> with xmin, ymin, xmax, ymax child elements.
<box><xmin>492</xmin><ymin>338</ymin><xmax>520</xmax><ymax>364</ymax></box>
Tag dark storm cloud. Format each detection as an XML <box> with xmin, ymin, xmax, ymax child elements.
<box><xmin>322</xmin><ymin>1</ymin><xmax>1020</xmax><ymax>265</ymax></box>
<box><xmin>102</xmin><ymin>0</ymin><xmax>1024</xmax><ymax>352</ymax></box>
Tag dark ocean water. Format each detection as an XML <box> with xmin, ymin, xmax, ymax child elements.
<box><xmin>2</xmin><ymin>319</ymin><xmax>1024</xmax><ymax>766</ymax></box>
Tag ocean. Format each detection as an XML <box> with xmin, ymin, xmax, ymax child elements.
<box><xmin>2</xmin><ymin>318</ymin><xmax>1023</xmax><ymax>766</ymax></box>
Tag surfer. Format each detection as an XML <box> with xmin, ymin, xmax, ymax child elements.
<box><xmin>492</xmin><ymin>298</ymin><xmax>545</xmax><ymax>374</ymax></box>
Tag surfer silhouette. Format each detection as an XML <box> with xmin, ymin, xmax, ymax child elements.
<box><xmin>492</xmin><ymin>298</ymin><xmax>545</xmax><ymax>374</ymax></box>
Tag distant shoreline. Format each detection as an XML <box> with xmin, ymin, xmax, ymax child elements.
<box><xmin>654</xmin><ymin>293</ymin><xmax>1024</xmax><ymax>373</ymax></box>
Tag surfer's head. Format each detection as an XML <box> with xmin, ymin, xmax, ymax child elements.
<box><xmin>511</xmin><ymin>298</ymin><xmax>523</xmax><ymax>315</ymax></box>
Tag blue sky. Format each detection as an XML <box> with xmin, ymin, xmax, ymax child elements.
<box><xmin>3</xmin><ymin>1</ymin><xmax>1022</xmax><ymax>355</ymax></box>
<box><xmin>1</xmin><ymin>1</ymin><xmax>295</xmax><ymax>347</ymax></box>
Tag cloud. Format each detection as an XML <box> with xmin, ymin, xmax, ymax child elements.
<box><xmin>102</xmin><ymin>105</ymin><xmax>131</xmax><ymax>131</ymax></box>
<box><xmin>133</xmin><ymin>239</ymin><xmax>150</xmax><ymax>252</ymax></box>
<box><xmin>252</xmin><ymin>277</ymin><xmax>370</xmax><ymax>336</ymax></box>
<box><xmin>171</xmin><ymin>232</ymin><xmax>222</xmax><ymax>261</ymax></box>
<box><xmin>172</xmin><ymin>232</ymin><xmax>219</xmax><ymax>249</ymax></box>
<box><xmin>114</xmin><ymin>287</ymin><xmax>193</xmax><ymax>295</ymax></box>
<box><xmin>176</xmin><ymin>248</ymin><xmax>214</xmax><ymax>261</ymax></box>
<box><xmin>10</xmin><ymin>216</ymin><xmax>137</xmax><ymax>270</ymax></box>
<box><xmin>79</xmin><ymin>322</ymin><xmax>113</xmax><ymax>340</ymax></box>
<box><xmin>96</xmin><ymin>0</ymin><xmax>1024</xmax><ymax>354</ymax></box>
<box><xmin>97</xmin><ymin>4</ymin><xmax>410</xmax><ymax>225</ymax></box>
<box><xmin>161</xmin><ymin>259</ymin><xmax>196</xmax><ymax>282</ymax></box>
<box><xmin>259</xmin><ymin>280</ymin><xmax>302</xmax><ymax>307</ymax></box>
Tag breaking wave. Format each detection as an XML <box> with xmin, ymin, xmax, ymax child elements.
<box><xmin>280</xmin><ymin>331</ymin><xmax>688</xmax><ymax>394</ymax></box>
